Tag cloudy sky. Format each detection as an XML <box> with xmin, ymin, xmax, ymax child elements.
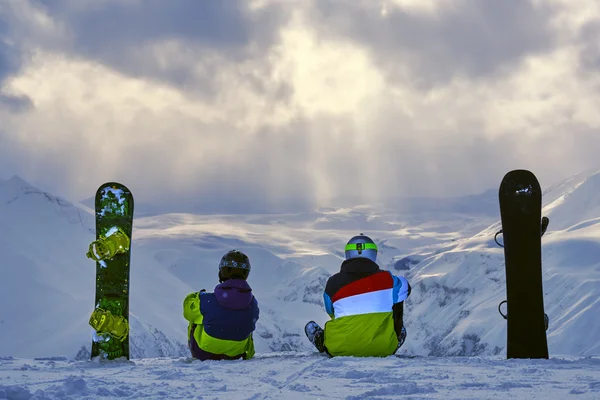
<box><xmin>1</xmin><ymin>0</ymin><xmax>599</xmax><ymax>209</ymax></box>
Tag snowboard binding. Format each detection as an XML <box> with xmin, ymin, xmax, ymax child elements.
<box><xmin>86</xmin><ymin>227</ymin><xmax>131</xmax><ymax>261</ymax></box>
<box><xmin>498</xmin><ymin>300</ymin><xmax>549</xmax><ymax>331</ymax></box>
<box><xmin>494</xmin><ymin>216</ymin><xmax>549</xmax><ymax>247</ymax></box>
<box><xmin>89</xmin><ymin>307</ymin><xmax>130</xmax><ymax>342</ymax></box>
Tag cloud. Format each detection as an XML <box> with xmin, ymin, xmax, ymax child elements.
<box><xmin>0</xmin><ymin>19</ymin><xmax>32</xmax><ymax>112</ymax></box>
<box><xmin>306</xmin><ymin>0</ymin><xmax>561</xmax><ymax>88</ymax></box>
<box><xmin>0</xmin><ymin>0</ymin><xmax>599</xmax><ymax>211</ymax></box>
<box><xmin>0</xmin><ymin>51</ymin><xmax>312</xmax><ymax>205</ymax></box>
<box><xmin>30</xmin><ymin>0</ymin><xmax>291</xmax><ymax>92</ymax></box>
<box><xmin>0</xmin><ymin>93</ymin><xmax>31</xmax><ymax>112</ymax></box>
<box><xmin>578</xmin><ymin>19</ymin><xmax>600</xmax><ymax>75</ymax></box>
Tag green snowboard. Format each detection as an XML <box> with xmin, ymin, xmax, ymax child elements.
<box><xmin>86</xmin><ymin>182</ymin><xmax>134</xmax><ymax>360</ymax></box>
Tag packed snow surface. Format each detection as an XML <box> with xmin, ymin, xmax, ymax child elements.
<box><xmin>1</xmin><ymin>354</ymin><xmax>600</xmax><ymax>399</ymax></box>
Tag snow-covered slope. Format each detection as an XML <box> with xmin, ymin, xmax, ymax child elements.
<box><xmin>402</xmin><ymin>170</ymin><xmax>600</xmax><ymax>357</ymax></box>
<box><xmin>1</xmin><ymin>169</ymin><xmax>599</xmax><ymax>362</ymax></box>
<box><xmin>131</xmin><ymin>202</ymin><xmax>499</xmax><ymax>353</ymax></box>
<box><xmin>0</xmin><ymin>176</ymin><xmax>191</xmax><ymax>359</ymax></box>
<box><xmin>132</xmin><ymin>219</ymin><xmax>329</xmax><ymax>353</ymax></box>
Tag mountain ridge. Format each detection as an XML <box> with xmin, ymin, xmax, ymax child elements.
<box><xmin>1</xmin><ymin>170</ymin><xmax>599</xmax><ymax>358</ymax></box>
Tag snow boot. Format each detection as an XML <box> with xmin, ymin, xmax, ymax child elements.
<box><xmin>397</xmin><ymin>326</ymin><xmax>407</xmax><ymax>350</ymax></box>
<box><xmin>304</xmin><ymin>321</ymin><xmax>326</xmax><ymax>353</ymax></box>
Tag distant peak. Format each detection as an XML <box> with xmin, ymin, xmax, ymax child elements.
<box><xmin>7</xmin><ymin>175</ymin><xmax>33</xmax><ymax>187</ymax></box>
<box><xmin>8</xmin><ymin>175</ymin><xmax>29</xmax><ymax>185</ymax></box>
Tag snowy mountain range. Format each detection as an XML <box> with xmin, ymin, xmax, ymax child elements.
<box><xmin>0</xmin><ymin>169</ymin><xmax>599</xmax><ymax>362</ymax></box>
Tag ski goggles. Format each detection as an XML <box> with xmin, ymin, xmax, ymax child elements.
<box><xmin>345</xmin><ymin>243</ymin><xmax>378</xmax><ymax>252</ymax></box>
<box><xmin>219</xmin><ymin>259</ymin><xmax>250</xmax><ymax>269</ymax></box>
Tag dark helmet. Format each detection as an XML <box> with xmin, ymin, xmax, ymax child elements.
<box><xmin>345</xmin><ymin>233</ymin><xmax>377</xmax><ymax>262</ymax></box>
<box><xmin>218</xmin><ymin>250</ymin><xmax>251</xmax><ymax>282</ymax></box>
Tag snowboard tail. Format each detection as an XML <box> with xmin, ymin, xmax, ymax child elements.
<box><xmin>88</xmin><ymin>182</ymin><xmax>134</xmax><ymax>360</ymax></box>
<box><xmin>497</xmin><ymin>169</ymin><xmax>548</xmax><ymax>359</ymax></box>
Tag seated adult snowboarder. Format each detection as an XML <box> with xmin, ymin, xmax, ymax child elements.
<box><xmin>183</xmin><ymin>250</ymin><xmax>259</xmax><ymax>360</ymax></box>
<box><xmin>305</xmin><ymin>234</ymin><xmax>411</xmax><ymax>357</ymax></box>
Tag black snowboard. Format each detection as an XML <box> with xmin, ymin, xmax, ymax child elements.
<box><xmin>497</xmin><ymin>169</ymin><xmax>548</xmax><ymax>359</ymax></box>
<box><xmin>88</xmin><ymin>182</ymin><xmax>134</xmax><ymax>360</ymax></box>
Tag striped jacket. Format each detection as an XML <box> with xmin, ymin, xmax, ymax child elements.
<box><xmin>323</xmin><ymin>257</ymin><xmax>410</xmax><ymax>357</ymax></box>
